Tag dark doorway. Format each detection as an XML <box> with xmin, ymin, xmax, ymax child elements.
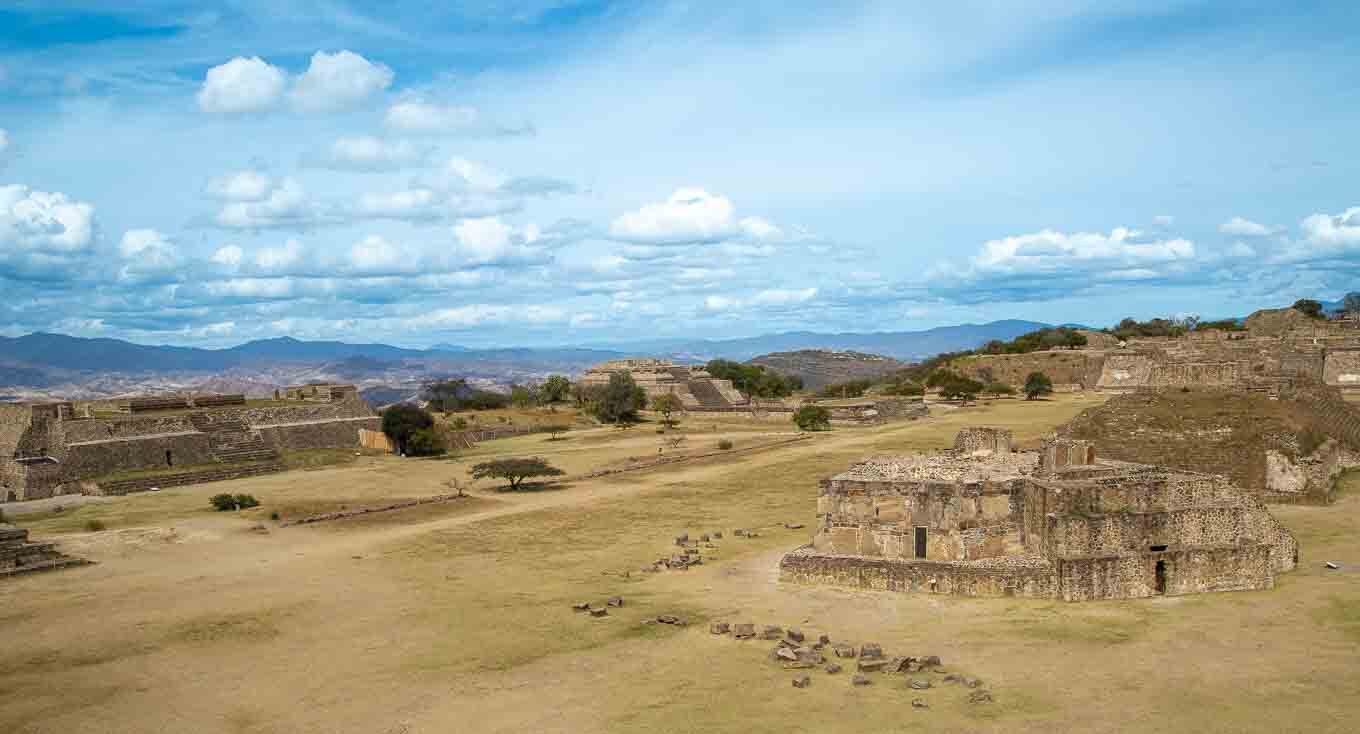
<box><xmin>914</xmin><ymin>527</ymin><xmax>927</xmax><ymax>559</ymax></box>
<box><xmin>165</xmin><ymin>450</ymin><xmax>174</xmax><ymax>467</ymax></box>
<box><xmin>6</xmin><ymin>491</ymin><xmax>15</xmax><ymax>502</ymax></box>
<box><xmin>1154</xmin><ymin>560</ymin><xmax>1167</xmax><ymax>594</ymax></box>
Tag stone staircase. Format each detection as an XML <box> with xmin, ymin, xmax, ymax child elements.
<box><xmin>189</xmin><ymin>414</ymin><xmax>281</xmax><ymax>463</ymax></box>
<box><xmin>1</xmin><ymin>524</ymin><xmax>91</xmax><ymax>578</ymax></box>
<box><xmin>686</xmin><ymin>380</ymin><xmax>732</xmax><ymax>409</ymax></box>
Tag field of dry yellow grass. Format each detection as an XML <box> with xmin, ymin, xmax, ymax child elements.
<box><xmin>2</xmin><ymin>393</ymin><xmax>1358</xmax><ymax>733</ymax></box>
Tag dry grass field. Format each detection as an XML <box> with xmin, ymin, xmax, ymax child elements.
<box><xmin>3</xmin><ymin>393</ymin><xmax>1358</xmax><ymax>733</ymax></box>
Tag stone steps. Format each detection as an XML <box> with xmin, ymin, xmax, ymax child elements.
<box><xmin>687</xmin><ymin>380</ymin><xmax>732</xmax><ymax>409</ymax></box>
<box><xmin>0</xmin><ymin>525</ymin><xmax>92</xmax><ymax>578</ymax></box>
<box><xmin>96</xmin><ymin>462</ymin><xmax>287</xmax><ymax>496</ymax></box>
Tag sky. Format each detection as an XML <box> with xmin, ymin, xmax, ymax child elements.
<box><xmin>1</xmin><ymin>0</ymin><xmax>1357</xmax><ymax>349</ymax></box>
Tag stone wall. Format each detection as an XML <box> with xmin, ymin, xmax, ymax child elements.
<box><xmin>780</xmin><ymin>546</ymin><xmax>1060</xmax><ymax>598</ymax></box>
<box><xmin>256</xmin><ymin>417</ymin><xmax>380</xmax><ymax>451</ymax></box>
<box><xmin>951</xmin><ymin>352</ymin><xmax>1094</xmax><ymax>389</ymax></box>
<box><xmin>64</xmin><ymin>433</ymin><xmax>216</xmax><ymax>479</ymax></box>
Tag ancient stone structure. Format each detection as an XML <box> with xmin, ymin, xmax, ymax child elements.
<box><xmin>806</xmin><ymin>396</ymin><xmax>929</xmax><ymax>425</ymax></box>
<box><xmin>950</xmin><ymin>308</ymin><xmax>1360</xmax><ymax>397</ymax></box>
<box><xmin>580</xmin><ymin>358</ymin><xmax>752</xmax><ymax>411</ymax></box>
<box><xmin>1</xmin><ymin>523</ymin><xmax>90</xmax><ymax>577</ymax></box>
<box><xmin>0</xmin><ymin>387</ymin><xmax>379</xmax><ymax>503</ymax></box>
<box><xmin>780</xmin><ymin>428</ymin><xmax>1297</xmax><ymax>601</ymax></box>
<box><xmin>275</xmin><ymin>383</ymin><xmax>360</xmax><ymax>402</ymax></box>
<box><xmin>1060</xmin><ymin>386</ymin><xmax>1360</xmax><ymax>505</ymax></box>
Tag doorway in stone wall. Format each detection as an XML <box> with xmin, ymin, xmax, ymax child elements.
<box><xmin>1154</xmin><ymin>560</ymin><xmax>1167</xmax><ymax>594</ymax></box>
<box><xmin>914</xmin><ymin>527</ymin><xmax>927</xmax><ymax>558</ymax></box>
<box><xmin>165</xmin><ymin>449</ymin><xmax>174</xmax><ymax>467</ymax></box>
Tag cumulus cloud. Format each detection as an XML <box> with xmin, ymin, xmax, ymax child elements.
<box><xmin>197</xmin><ymin>57</ymin><xmax>287</xmax><ymax>113</ymax></box>
<box><xmin>752</xmin><ymin>287</ymin><xmax>818</xmax><ymax>305</ymax></box>
<box><xmin>412</xmin><ymin>303</ymin><xmax>566</xmax><ymax>327</ymax></box>
<box><xmin>117</xmin><ymin>229</ymin><xmax>181</xmax><ymax>282</ymax></box>
<box><xmin>610</xmin><ymin>188</ymin><xmax>738</xmax><ymax>245</ymax></box>
<box><xmin>1219</xmin><ymin>216</ymin><xmax>1275</xmax><ymax>237</ymax></box>
<box><xmin>290</xmin><ymin>51</ymin><xmax>394</xmax><ymax>112</ymax></box>
<box><xmin>0</xmin><ymin>184</ymin><xmax>97</xmax><ymax>280</ymax></box>
<box><xmin>253</xmin><ymin>239</ymin><xmax>305</xmax><ymax>271</ymax></box>
<box><xmin>923</xmin><ymin>226</ymin><xmax>1200</xmax><ymax>304</ymax></box>
<box><xmin>353</xmin><ymin>187</ymin><xmax>518</xmax><ymax>222</ymax></box>
<box><xmin>384</xmin><ymin>100</ymin><xmax>531</xmax><ymax>136</ymax></box>
<box><xmin>210</xmin><ymin>244</ymin><xmax>245</xmax><ymax>268</ymax></box>
<box><xmin>1300</xmin><ymin>206</ymin><xmax>1360</xmax><ymax>248</ymax></box>
<box><xmin>306</xmin><ymin>136</ymin><xmax>430</xmax><ymax>171</ymax></box>
<box><xmin>213</xmin><ymin>179</ymin><xmax>330</xmax><ymax>230</ymax></box>
<box><xmin>453</xmin><ymin>216</ymin><xmax>547</xmax><ymax>266</ymax></box>
<box><xmin>205</xmin><ymin>170</ymin><xmax>274</xmax><ymax>201</ymax></box>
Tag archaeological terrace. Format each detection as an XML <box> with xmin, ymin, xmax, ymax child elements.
<box><xmin>780</xmin><ymin>428</ymin><xmax>1298</xmax><ymax>601</ymax></box>
<box><xmin>580</xmin><ymin>358</ymin><xmax>754</xmax><ymax>411</ymax></box>
<box><xmin>1</xmin><ymin>386</ymin><xmax>379</xmax><ymax>503</ymax></box>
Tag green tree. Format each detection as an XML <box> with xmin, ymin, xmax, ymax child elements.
<box><xmin>1024</xmin><ymin>371</ymin><xmax>1054</xmax><ymax>400</ymax></box>
<box><xmin>938</xmin><ymin>375</ymin><xmax>983</xmax><ymax>401</ymax></box>
<box><xmin>539</xmin><ymin>375</ymin><xmax>572</xmax><ymax>404</ymax></box>
<box><xmin>882</xmin><ymin>379</ymin><xmax>924</xmax><ymax>396</ymax></box>
<box><xmin>544</xmin><ymin>423</ymin><xmax>571</xmax><ymax>441</ymax></box>
<box><xmin>382</xmin><ymin>404</ymin><xmax>434</xmax><ymax>454</ymax></box>
<box><xmin>423</xmin><ymin>378</ymin><xmax>468</xmax><ymax>412</ymax></box>
<box><xmin>984</xmin><ymin>381</ymin><xmax>1015</xmax><ymax>398</ymax></box>
<box><xmin>406</xmin><ymin>427</ymin><xmax>447</xmax><ymax>456</ymax></box>
<box><xmin>590</xmin><ymin>371</ymin><xmax>647</xmax><ymax>424</ymax></box>
<box><xmin>816</xmin><ymin>379</ymin><xmax>873</xmax><ymax>399</ymax></box>
<box><xmin>509</xmin><ymin>384</ymin><xmax>536</xmax><ymax>409</ymax></box>
<box><xmin>651</xmin><ymin>393</ymin><xmax>683</xmax><ymax>428</ymax></box>
<box><xmin>793</xmin><ymin>404</ymin><xmax>832</xmax><ymax>431</ymax></box>
<box><xmin>470</xmin><ymin>457</ymin><xmax>566</xmax><ymax>491</ymax></box>
<box><xmin>1292</xmin><ymin>299</ymin><xmax>1325</xmax><ymax>319</ymax></box>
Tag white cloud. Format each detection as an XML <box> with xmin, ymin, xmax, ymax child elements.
<box><xmin>211</xmin><ymin>245</ymin><xmax>244</xmax><ymax>267</ymax></box>
<box><xmin>1301</xmin><ymin>206</ymin><xmax>1360</xmax><ymax>248</ymax></box>
<box><xmin>1227</xmin><ymin>241</ymin><xmax>1256</xmax><ymax>257</ymax></box>
<box><xmin>752</xmin><ymin>287</ymin><xmax>818</xmax><ymax>305</ymax></box>
<box><xmin>610</xmin><ymin>188</ymin><xmax>740</xmax><ymax>245</ymax></box>
<box><xmin>214</xmin><ymin>179</ymin><xmax>326</xmax><ymax>230</ymax></box>
<box><xmin>197</xmin><ymin>57</ymin><xmax>287</xmax><ymax>113</ymax></box>
<box><xmin>290</xmin><ymin>51</ymin><xmax>394</xmax><ymax>113</ymax></box>
<box><xmin>253</xmin><ymin>239</ymin><xmax>305</xmax><ymax>270</ymax></box>
<box><xmin>413</xmin><ymin>303</ymin><xmax>566</xmax><ymax>327</ymax></box>
<box><xmin>309</xmin><ymin>136</ymin><xmax>429</xmax><ymax>171</ymax></box>
<box><xmin>205</xmin><ymin>170</ymin><xmax>273</xmax><ymax>201</ymax></box>
<box><xmin>117</xmin><ymin>229</ymin><xmax>180</xmax><ymax>281</ymax></box>
<box><xmin>347</xmin><ymin>235</ymin><xmax>404</xmax><ymax>273</ymax></box>
<box><xmin>704</xmin><ymin>294</ymin><xmax>739</xmax><ymax>311</ymax></box>
<box><xmin>0</xmin><ymin>184</ymin><xmax>96</xmax><ymax>254</ymax></box>
<box><xmin>739</xmin><ymin>216</ymin><xmax>782</xmax><ymax>240</ymax></box>
<box><xmin>453</xmin><ymin>216</ymin><xmax>545</xmax><ymax>266</ymax></box>
<box><xmin>424</xmin><ymin>156</ymin><xmax>510</xmax><ymax>193</ymax></box>
<box><xmin>971</xmin><ymin>227</ymin><xmax>1195</xmax><ymax>273</ymax></box>
<box><xmin>384</xmin><ymin>101</ymin><xmax>479</xmax><ymax>132</ymax></box>
<box><xmin>1219</xmin><ymin>216</ymin><xmax>1275</xmax><ymax>237</ymax></box>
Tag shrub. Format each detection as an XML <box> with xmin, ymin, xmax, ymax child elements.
<box><xmin>210</xmin><ymin>493</ymin><xmax>260</xmax><ymax>511</ymax></box>
<box><xmin>1024</xmin><ymin>372</ymin><xmax>1054</xmax><ymax>400</ymax></box>
<box><xmin>210</xmin><ymin>493</ymin><xmax>238</xmax><ymax>511</ymax></box>
<box><xmin>382</xmin><ymin>404</ymin><xmax>435</xmax><ymax>455</ymax></box>
<box><xmin>984</xmin><ymin>381</ymin><xmax>1015</xmax><ymax>397</ymax></box>
<box><xmin>450</xmin><ymin>417</ymin><xmax>469</xmax><ymax>430</ymax></box>
<box><xmin>793</xmin><ymin>405</ymin><xmax>832</xmax><ymax>432</ymax></box>
<box><xmin>84</xmin><ymin>519</ymin><xmax>106</xmax><ymax>532</ymax></box>
<box><xmin>717</xmin><ymin>438</ymin><xmax>734</xmax><ymax>450</ymax></box>
<box><xmin>817</xmin><ymin>379</ymin><xmax>873</xmax><ymax>399</ymax></box>
<box><xmin>406</xmin><ymin>427</ymin><xmax>447</xmax><ymax>457</ymax></box>
<box><xmin>269</xmin><ymin>511</ymin><xmax>281</xmax><ymax>522</ymax></box>
<box><xmin>545</xmin><ymin>424</ymin><xmax>571</xmax><ymax>441</ymax></box>
<box><xmin>882</xmin><ymin>380</ymin><xmax>924</xmax><ymax>397</ymax></box>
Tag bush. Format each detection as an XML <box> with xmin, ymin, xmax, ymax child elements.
<box><xmin>210</xmin><ymin>493</ymin><xmax>238</xmax><ymax>512</ymax></box>
<box><xmin>210</xmin><ymin>493</ymin><xmax>260</xmax><ymax>511</ymax></box>
<box><xmin>84</xmin><ymin>519</ymin><xmax>106</xmax><ymax>532</ymax></box>
<box><xmin>1024</xmin><ymin>372</ymin><xmax>1054</xmax><ymax>400</ymax></box>
<box><xmin>717</xmin><ymin>439</ymin><xmax>734</xmax><ymax>450</ymax></box>
<box><xmin>984</xmin><ymin>381</ymin><xmax>1015</xmax><ymax>397</ymax></box>
<box><xmin>269</xmin><ymin>511</ymin><xmax>280</xmax><ymax>521</ymax></box>
<box><xmin>793</xmin><ymin>405</ymin><xmax>832</xmax><ymax>431</ymax></box>
<box><xmin>881</xmin><ymin>379</ymin><xmax>924</xmax><ymax>396</ymax></box>
<box><xmin>406</xmin><ymin>427</ymin><xmax>447</xmax><ymax>457</ymax></box>
<box><xmin>817</xmin><ymin>379</ymin><xmax>873</xmax><ymax>399</ymax></box>
<box><xmin>382</xmin><ymin>404</ymin><xmax>435</xmax><ymax>455</ymax></box>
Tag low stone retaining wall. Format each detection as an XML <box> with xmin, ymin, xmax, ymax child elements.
<box><xmin>779</xmin><ymin>546</ymin><xmax>1059</xmax><ymax>598</ymax></box>
<box><xmin>92</xmin><ymin>462</ymin><xmax>286</xmax><ymax>496</ymax></box>
<box><xmin>281</xmin><ymin>493</ymin><xmax>465</xmax><ymax>526</ymax></box>
<box><xmin>576</xmin><ymin>435</ymin><xmax>812</xmax><ymax>481</ymax></box>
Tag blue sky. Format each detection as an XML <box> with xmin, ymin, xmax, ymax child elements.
<box><xmin>1</xmin><ymin>1</ymin><xmax>1357</xmax><ymax>348</ymax></box>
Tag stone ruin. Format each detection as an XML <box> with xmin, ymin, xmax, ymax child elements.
<box><xmin>1</xmin><ymin>523</ymin><xmax>89</xmax><ymax>578</ymax></box>
<box><xmin>580</xmin><ymin>358</ymin><xmax>753</xmax><ymax>411</ymax></box>
<box><xmin>950</xmin><ymin>307</ymin><xmax>1360</xmax><ymax>397</ymax></box>
<box><xmin>780</xmin><ymin>428</ymin><xmax>1298</xmax><ymax>601</ymax></box>
<box><xmin>0</xmin><ymin>386</ymin><xmax>379</xmax><ymax>503</ymax></box>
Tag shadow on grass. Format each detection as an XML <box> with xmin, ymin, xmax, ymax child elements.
<box><xmin>492</xmin><ymin>481</ymin><xmax>575</xmax><ymax>494</ymax></box>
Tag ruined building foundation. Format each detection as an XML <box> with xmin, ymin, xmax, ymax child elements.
<box><xmin>780</xmin><ymin>428</ymin><xmax>1298</xmax><ymax>601</ymax></box>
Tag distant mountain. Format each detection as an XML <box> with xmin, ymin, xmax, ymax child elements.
<box><xmin>598</xmin><ymin>320</ymin><xmax>1052</xmax><ymax>362</ymax></box>
<box><xmin>748</xmin><ymin>350</ymin><xmax>906</xmax><ymax>389</ymax></box>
